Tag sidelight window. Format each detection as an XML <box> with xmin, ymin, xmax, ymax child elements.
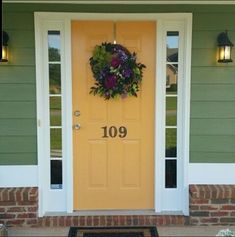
<box><xmin>48</xmin><ymin>31</ymin><xmax>63</xmax><ymax>189</ymax></box>
<box><xmin>165</xmin><ymin>31</ymin><xmax>179</xmax><ymax>189</ymax></box>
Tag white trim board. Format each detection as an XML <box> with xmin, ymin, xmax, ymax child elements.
<box><xmin>189</xmin><ymin>163</ymin><xmax>235</xmax><ymax>184</ymax></box>
<box><xmin>3</xmin><ymin>0</ymin><xmax>235</xmax><ymax>4</ymax></box>
<box><xmin>35</xmin><ymin>12</ymin><xmax>192</xmax><ymax>216</ymax></box>
<box><xmin>0</xmin><ymin>165</ymin><xmax>38</xmax><ymax>187</ymax></box>
<box><xmin>1</xmin><ymin>163</ymin><xmax>235</xmax><ymax>188</ymax></box>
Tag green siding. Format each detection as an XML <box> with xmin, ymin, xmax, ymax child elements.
<box><xmin>1</xmin><ymin>3</ymin><xmax>235</xmax><ymax>165</ymax></box>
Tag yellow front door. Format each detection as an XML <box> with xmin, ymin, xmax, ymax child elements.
<box><xmin>72</xmin><ymin>21</ymin><xmax>156</xmax><ymax>210</ymax></box>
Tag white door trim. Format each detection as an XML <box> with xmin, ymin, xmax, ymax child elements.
<box><xmin>35</xmin><ymin>12</ymin><xmax>192</xmax><ymax>217</ymax></box>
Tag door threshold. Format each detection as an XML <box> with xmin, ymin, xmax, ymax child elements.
<box><xmin>73</xmin><ymin>210</ymin><xmax>156</xmax><ymax>216</ymax></box>
<box><xmin>45</xmin><ymin>210</ymin><xmax>184</xmax><ymax>216</ymax></box>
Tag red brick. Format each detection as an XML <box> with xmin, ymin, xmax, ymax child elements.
<box><xmin>85</xmin><ymin>216</ymin><xmax>91</xmax><ymax>226</ymax></box>
<box><xmin>211</xmin><ymin>211</ymin><xmax>229</xmax><ymax>217</ymax></box>
<box><xmin>201</xmin><ymin>217</ymin><xmax>219</xmax><ymax>223</ymax></box>
<box><xmin>52</xmin><ymin>217</ymin><xmax>58</xmax><ymax>227</ymax></box>
<box><xmin>18</xmin><ymin>201</ymin><xmax>36</xmax><ymax>206</ymax></box>
<box><xmin>200</xmin><ymin>205</ymin><xmax>218</xmax><ymax>211</ymax></box>
<box><xmin>189</xmin><ymin>185</ymin><xmax>198</xmax><ymax>197</ymax></box>
<box><xmin>221</xmin><ymin>205</ymin><xmax>235</xmax><ymax>211</ymax></box>
<box><xmin>133</xmin><ymin>216</ymin><xmax>139</xmax><ymax>226</ymax></box>
<box><xmin>8</xmin><ymin>189</ymin><xmax>15</xmax><ymax>201</ymax></box>
<box><xmin>65</xmin><ymin>216</ymin><xmax>72</xmax><ymax>226</ymax></box>
<box><xmin>106</xmin><ymin>216</ymin><xmax>113</xmax><ymax>226</ymax></box>
<box><xmin>221</xmin><ymin>218</ymin><xmax>235</xmax><ymax>223</ymax></box>
<box><xmin>45</xmin><ymin>217</ymin><xmax>51</xmax><ymax>227</ymax></box>
<box><xmin>0</xmin><ymin>201</ymin><xmax>15</xmax><ymax>206</ymax></box>
<box><xmin>29</xmin><ymin>187</ymin><xmax>38</xmax><ymax>195</ymax></box>
<box><xmin>72</xmin><ymin>217</ymin><xmax>78</xmax><ymax>226</ymax></box>
<box><xmin>211</xmin><ymin>186</ymin><xmax>218</xmax><ymax>199</ymax></box>
<box><xmin>29</xmin><ymin>194</ymin><xmax>37</xmax><ymax>202</ymax></box>
<box><xmin>26</xmin><ymin>219</ymin><xmax>38</xmax><ymax>225</ymax></box>
<box><xmin>113</xmin><ymin>216</ymin><xmax>119</xmax><ymax>226</ymax></box>
<box><xmin>27</xmin><ymin>206</ymin><xmax>37</xmax><ymax>212</ymax></box>
<box><xmin>99</xmin><ymin>216</ymin><xmax>106</xmax><ymax>226</ymax></box>
<box><xmin>126</xmin><ymin>216</ymin><xmax>132</xmax><ymax>226</ymax></box>
<box><xmin>79</xmin><ymin>216</ymin><xmax>85</xmax><ymax>226</ymax></box>
<box><xmin>15</xmin><ymin>189</ymin><xmax>22</xmax><ymax>202</ymax></box>
<box><xmin>119</xmin><ymin>216</ymin><xmax>125</xmax><ymax>226</ymax></box>
<box><xmin>156</xmin><ymin>216</ymin><xmax>163</xmax><ymax>225</ymax></box>
<box><xmin>144</xmin><ymin>216</ymin><xmax>151</xmax><ymax>225</ymax></box>
<box><xmin>191</xmin><ymin>199</ymin><xmax>209</xmax><ymax>204</ymax></box>
<box><xmin>0</xmin><ymin>213</ymin><xmax>16</xmax><ymax>219</ymax></box>
<box><xmin>165</xmin><ymin>216</ymin><xmax>172</xmax><ymax>225</ymax></box>
<box><xmin>6</xmin><ymin>219</ymin><xmax>25</xmax><ymax>226</ymax></box>
<box><xmin>8</xmin><ymin>207</ymin><xmax>26</xmax><ymax>212</ymax></box>
<box><xmin>93</xmin><ymin>216</ymin><xmax>99</xmax><ymax>226</ymax></box>
<box><xmin>17</xmin><ymin>213</ymin><xmax>37</xmax><ymax>219</ymax></box>
<box><xmin>204</xmin><ymin>185</ymin><xmax>211</xmax><ymax>199</ymax></box>
<box><xmin>0</xmin><ymin>208</ymin><xmax>5</xmax><ymax>212</ymax></box>
<box><xmin>190</xmin><ymin>205</ymin><xmax>199</xmax><ymax>210</ymax></box>
<box><xmin>138</xmin><ymin>215</ymin><xmax>144</xmax><ymax>225</ymax></box>
<box><xmin>2</xmin><ymin>189</ymin><xmax>9</xmax><ymax>201</ymax></box>
<box><xmin>217</xmin><ymin>185</ymin><xmax>224</xmax><ymax>197</ymax></box>
<box><xmin>190</xmin><ymin>217</ymin><xmax>199</xmax><ymax>225</ymax></box>
<box><xmin>37</xmin><ymin>218</ymin><xmax>43</xmax><ymax>227</ymax></box>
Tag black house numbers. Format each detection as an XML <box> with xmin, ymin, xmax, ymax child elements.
<box><xmin>101</xmin><ymin>126</ymin><xmax>127</xmax><ymax>138</ymax></box>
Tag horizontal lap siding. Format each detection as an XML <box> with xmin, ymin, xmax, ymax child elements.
<box><xmin>1</xmin><ymin>4</ymin><xmax>235</xmax><ymax>164</ymax></box>
<box><xmin>0</xmin><ymin>9</ymin><xmax>36</xmax><ymax>165</ymax></box>
<box><xmin>191</xmin><ymin>11</ymin><xmax>235</xmax><ymax>163</ymax></box>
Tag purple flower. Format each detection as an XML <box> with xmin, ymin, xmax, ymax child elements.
<box><xmin>111</xmin><ymin>57</ymin><xmax>121</xmax><ymax>68</ymax></box>
<box><xmin>118</xmin><ymin>50</ymin><xmax>128</xmax><ymax>61</ymax></box>
<box><xmin>123</xmin><ymin>68</ymin><xmax>132</xmax><ymax>78</ymax></box>
<box><xmin>104</xmin><ymin>75</ymin><xmax>117</xmax><ymax>89</ymax></box>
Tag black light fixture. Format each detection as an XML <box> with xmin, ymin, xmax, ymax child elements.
<box><xmin>1</xmin><ymin>31</ymin><xmax>9</xmax><ymax>62</ymax></box>
<box><xmin>217</xmin><ymin>31</ymin><xmax>233</xmax><ymax>63</ymax></box>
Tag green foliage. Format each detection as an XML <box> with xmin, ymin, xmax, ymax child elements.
<box><xmin>89</xmin><ymin>42</ymin><xmax>146</xmax><ymax>100</ymax></box>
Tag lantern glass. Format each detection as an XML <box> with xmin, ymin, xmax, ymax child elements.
<box><xmin>1</xmin><ymin>46</ymin><xmax>8</xmax><ymax>62</ymax></box>
<box><xmin>224</xmin><ymin>46</ymin><xmax>231</xmax><ymax>60</ymax></box>
<box><xmin>218</xmin><ymin>45</ymin><xmax>232</xmax><ymax>63</ymax></box>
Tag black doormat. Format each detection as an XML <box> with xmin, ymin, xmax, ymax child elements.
<box><xmin>68</xmin><ymin>227</ymin><xmax>159</xmax><ymax>237</ymax></box>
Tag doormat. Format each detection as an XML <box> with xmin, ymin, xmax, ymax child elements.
<box><xmin>68</xmin><ymin>227</ymin><xmax>159</xmax><ymax>237</ymax></box>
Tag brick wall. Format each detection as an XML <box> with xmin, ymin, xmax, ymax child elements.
<box><xmin>189</xmin><ymin>185</ymin><xmax>235</xmax><ymax>225</ymax></box>
<box><xmin>1</xmin><ymin>186</ymin><xmax>235</xmax><ymax>227</ymax></box>
<box><xmin>0</xmin><ymin>187</ymin><xmax>38</xmax><ymax>226</ymax></box>
<box><xmin>0</xmin><ymin>187</ymin><xmax>188</xmax><ymax>227</ymax></box>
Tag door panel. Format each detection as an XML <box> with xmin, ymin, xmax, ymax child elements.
<box><xmin>72</xmin><ymin>21</ymin><xmax>156</xmax><ymax>210</ymax></box>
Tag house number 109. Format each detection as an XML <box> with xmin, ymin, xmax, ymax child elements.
<box><xmin>101</xmin><ymin>126</ymin><xmax>127</xmax><ymax>138</ymax></box>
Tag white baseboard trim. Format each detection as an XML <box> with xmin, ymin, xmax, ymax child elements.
<box><xmin>189</xmin><ymin>163</ymin><xmax>235</xmax><ymax>184</ymax></box>
<box><xmin>1</xmin><ymin>163</ymin><xmax>234</xmax><ymax>188</ymax></box>
<box><xmin>0</xmin><ymin>165</ymin><xmax>38</xmax><ymax>187</ymax></box>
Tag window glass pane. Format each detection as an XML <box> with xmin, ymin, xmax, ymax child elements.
<box><xmin>165</xmin><ymin>160</ymin><xmax>177</xmax><ymax>188</ymax></box>
<box><xmin>50</xmin><ymin>160</ymin><xmax>62</xmax><ymax>189</ymax></box>
<box><xmin>48</xmin><ymin>31</ymin><xmax>61</xmax><ymax>62</ymax></box>
<box><xmin>50</xmin><ymin>97</ymin><xmax>62</xmax><ymax>126</ymax></box>
<box><xmin>165</xmin><ymin>128</ymin><xmax>177</xmax><ymax>157</ymax></box>
<box><xmin>166</xmin><ymin>97</ymin><xmax>177</xmax><ymax>126</ymax></box>
<box><xmin>50</xmin><ymin>128</ymin><xmax>62</xmax><ymax>158</ymax></box>
<box><xmin>166</xmin><ymin>64</ymin><xmax>178</xmax><ymax>94</ymax></box>
<box><xmin>49</xmin><ymin>64</ymin><xmax>61</xmax><ymax>94</ymax></box>
<box><xmin>167</xmin><ymin>31</ymin><xmax>179</xmax><ymax>62</ymax></box>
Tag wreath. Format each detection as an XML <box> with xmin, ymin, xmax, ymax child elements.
<box><xmin>89</xmin><ymin>42</ymin><xmax>146</xmax><ymax>100</ymax></box>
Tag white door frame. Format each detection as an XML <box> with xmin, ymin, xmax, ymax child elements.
<box><xmin>35</xmin><ymin>12</ymin><xmax>192</xmax><ymax>217</ymax></box>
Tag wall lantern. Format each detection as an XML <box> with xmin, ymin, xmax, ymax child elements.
<box><xmin>1</xmin><ymin>31</ymin><xmax>9</xmax><ymax>62</ymax></box>
<box><xmin>217</xmin><ymin>31</ymin><xmax>233</xmax><ymax>63</ymax></box>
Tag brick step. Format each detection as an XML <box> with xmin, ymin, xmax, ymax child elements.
<box><xmin>36</xmin><ymin>215</ymin><xmax>188</xmax><ymax>227</ymax></box>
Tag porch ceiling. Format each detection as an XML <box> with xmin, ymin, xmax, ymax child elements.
<box><xmin>3</xmin><ymin>0</ymin><xmax>235</xmax><ymax>5</ymax></box>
